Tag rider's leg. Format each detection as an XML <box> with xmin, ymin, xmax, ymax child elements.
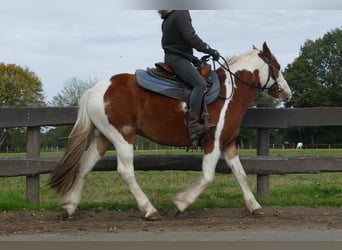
<box><xmin>165</xmin><ymin>54</ymin><xmax>208</xmax><ymax>146</ymax></box>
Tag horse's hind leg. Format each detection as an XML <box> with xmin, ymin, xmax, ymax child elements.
<box><xmin>60</xmin><ymin>129</ymin><xmax>110</xmax><ymax>217</ymax></box>
<box><xmin>223</xmin><ymin>145</ymin><xmax>263</xmax><ymax>215</ymax></box>
<box><xmin>115</xmin><ymin>143</ymin><xmax>160</xmax><ymax>220</ymax></box>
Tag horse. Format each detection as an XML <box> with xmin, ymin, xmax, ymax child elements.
<box><xmin>296</xmin><ymin>142</ymin><xmax>303</xmax><ymax>149</ymax></box>
<box><xmin>48</xmin><ymin>42</ymin><xmax>292</xmax><ymax>221</ymax></box>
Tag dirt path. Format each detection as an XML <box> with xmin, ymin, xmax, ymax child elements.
<box><xmin>1</xmin><ymin>206</ymin><xmax>342</xmax><ymax>240</ymax></box>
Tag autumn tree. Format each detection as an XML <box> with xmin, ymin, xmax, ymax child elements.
<box><xmin>0</xmin><ymin>63</ymin><xmax>45</xmax><ymax>151</ymax></box>
<box><xmin>0</xmin><ymin>63</ymin><xmax>45</xmax><ymax>106</ymax></box>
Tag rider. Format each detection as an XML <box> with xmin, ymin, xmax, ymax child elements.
<box><xmin>158</xmin><ymin>10</ymin><xmax>221</xmax><ymax>146</ymax></box>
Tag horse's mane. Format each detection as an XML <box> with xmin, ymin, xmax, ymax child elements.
<box><xmin>227</xmin><ymin>49</ymin><xmax>258</xmax><ymax>65</ymax></box>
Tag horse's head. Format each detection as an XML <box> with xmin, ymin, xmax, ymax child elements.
<box><xmin>256</xmin><ymin>42</ymin><xmax>292</xmax><ymax>101</ymax></box>
<box><xmin>222</xmin><ymin>42</ymin><xmax>291</xmax><ymax>103</ymax></box>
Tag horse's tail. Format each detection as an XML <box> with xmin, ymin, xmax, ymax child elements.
<box><xmin>47</xmin><ymin>90</ymin><xmax>93</xmax><ymax>195</ymax></box>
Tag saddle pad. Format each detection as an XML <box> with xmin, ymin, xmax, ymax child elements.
<box><xmin>135</xmin><ymin>69</ymin><xmax>220</xmax><ymax>104</ymax></box>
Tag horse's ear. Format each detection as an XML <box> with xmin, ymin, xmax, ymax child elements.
<box><xmin>262</xmin><ymin>42</ymin><xmax>271</xmax><ymax>56</ymax></box>
<box><xmin>253</xmin><ymin>44</ymin><xmax>258</xmax><ymax>50</ymax></box>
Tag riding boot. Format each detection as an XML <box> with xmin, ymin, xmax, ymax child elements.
<box><xmin>187</xmin><ymin>111</ymin><xmax>206</xmax><ymax>147</ymax></box>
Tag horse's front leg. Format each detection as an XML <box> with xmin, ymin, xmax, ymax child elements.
<box><xmin>173</xmin><ymin>150</ymin><xmax>221</xmax><ymax>214</ymax></box>
<box><xmin>223</xmin><ymin>145</ymin><xmax>264</xmax><ymax>215</ymax></box>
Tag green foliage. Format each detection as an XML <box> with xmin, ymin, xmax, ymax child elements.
<box><xmin>251</xmin><ymin>92</ymin><xmax>279</xmax><ymax>108</ymax></box>
<box><xmin>284</xmin><ymin>27</ymin><xmax>342</xmax><ymax>108</ymax></box>
<box><xmin>2</xmin><ymin>128</ymin><xmax>27</xmax><ymax>152</ymax></box>
<box><xmin>0</xmin><ymin>63</ymin><xmax>45</xmax><ymax>107</ymax></box>
<box><xmin>41</xmin><ymin>126</ymin><xmax>72</xmax><ymax>150</ymax></box>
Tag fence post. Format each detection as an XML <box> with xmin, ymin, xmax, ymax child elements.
<box><xmin>26</xmin><ymin>110</ymin><xmax>41</xmax><ymax>205</ymax></box>
<box><xmin>256</xmin><ymin>104</ymin><xmax>270</xmax><ymax>200</ymax></box>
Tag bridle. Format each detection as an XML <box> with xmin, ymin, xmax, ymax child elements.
<box><xmin>214</xmin><ymin>52</ymin><xmax>281</xmax><ymax>95</ymax></box>
<box><xmin>260</xmin><ymin>55</ymin><xmax>281</xmax><ymax>93</ymax></box>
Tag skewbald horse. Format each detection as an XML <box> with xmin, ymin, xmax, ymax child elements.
<box><xmin>48</xmin><ymin>42</ymin><xmax>291</xmax><ymax>220</ymax></box>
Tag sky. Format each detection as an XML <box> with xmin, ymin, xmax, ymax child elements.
<box><xmin>1</xmin><ymin>1</ymin><xmax>341</xmax><ymax>102</ymax></box>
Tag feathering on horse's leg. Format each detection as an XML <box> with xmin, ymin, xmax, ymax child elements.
<box><xmin>116</xmin><ymin>143</ymin><xmax>161</xmax><ymax>221</ymax></box>
<box><xmin>173</xmin><ymin>150</ymin><xmax>220</xmax><ymax>215</ymax></box>
<box><xmin>60</xmin><ymin>130</ymin><xmax>109</xmax><ymax>218</ymax></box>
<box><xmin>223</xmin><ymin>145</ymin><xmax>263</xmax><ymax>215</ymax></box>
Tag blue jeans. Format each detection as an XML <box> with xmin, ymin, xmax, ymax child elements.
<box><xmin>164</xmin><ymin>53</ymin><xmax>207</xmax><ymax>115</ymax></box>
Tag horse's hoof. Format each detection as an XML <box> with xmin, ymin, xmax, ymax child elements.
<box><xmin>60</xmin><ymin>202</ymin><xmax>77</xmax><ymax>219</ymax></box>
<box><xmin>173</xmin><ymin>206</ymin><xmax>182</xmax><ymax>217</ymax></box>
<box><xmin>61</xmin><ymin>210</ymin><xmax>73</xmax><ymax>220</ymax></box>
<box><xmin>252</xmin><ymin>208</ymin><xmax>265</xmax><ymax>216</ymax></box>
<box><xmin>145</xmin><ymin>211</ymin><xmax>161</xmax><ymax>221</ymax></box>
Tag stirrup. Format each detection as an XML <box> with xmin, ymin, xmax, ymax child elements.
<box><xmin>201</xmin><ymin>103</ymin><xmax>216</xmax><ymax>131</ymax></box>
<box><xmin>190</xmin><ymin>137</ymin><xmax>199</xmax><ymax>148</ymax></box>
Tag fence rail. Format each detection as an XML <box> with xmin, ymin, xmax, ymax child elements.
<box><xmin>1</xmin><ymin>155</ymin><xmax>342</xmax><ymax>177</ymax></box>
<box><xmin>1</xmin><ymin>106</ymin><xmax>342</xmax><ymax>205</ymax></box>
<box><xmin>1</xmin><ymin>106</ymin><xmax>342</xmax><ymax>128</ymax></box>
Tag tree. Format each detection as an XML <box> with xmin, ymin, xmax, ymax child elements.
<box><xmin>45</xmin><ymin>77</ymin><xmax>97</xmax><ymax>151</ymax></box>
<box><xmin>283</xmin><ymin>27</ymin><xmax>342</xmax><ymax>147</ymax></box>
<box><xmin>284</xmin><ymin>27</ymin><xmax>342</xmax><ymax>108</ymax></box>
<box><xmin>0</xmin><ymin>63</ymin><xmax>45</xmax><ymax>151</ymax></box>
<box><xmin>50</xmin><ymin>77</ymin><xmax>96</xmax><ymax>107</ymax></box>
<box><xmin>0</xmin><ymin>63</ymin><xmax>45</xmax><ymax>106</ymax></box>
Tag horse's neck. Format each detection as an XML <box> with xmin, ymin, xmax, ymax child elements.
<box><xmin>228</xmin><ymin>62</ymin><xmax>260</xmax><ymax>111</ymax></box>
<box><xmin>231</xmin><ymin>83</ymin><xmax>258</xmax><ymax>113</ymax></box>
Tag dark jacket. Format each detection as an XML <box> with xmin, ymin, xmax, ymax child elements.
<box><xmin>161</xmin><ymin>10</ymin><xmax>212</xmax><ymax>62</ymax></box>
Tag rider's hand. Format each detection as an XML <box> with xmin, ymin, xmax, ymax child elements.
<box><xmin>209</xmin><ymin>49</ymin><xmax>220</xmax><ymax>61</ymax></box>
<box><xmin>192</xmin><ymin>56</ymin><xmax>201</xmax><ymax>67</ymax></box>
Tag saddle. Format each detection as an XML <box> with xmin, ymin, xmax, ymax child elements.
<box><xmin>135</xmin><ymin>61</ymin><xmax>220</xmax><ymax>105</ymax></box>
<box><xmin>148</xmin><ymin>61</ymin><xmax>213</xmax><ymax>91</ymax></box>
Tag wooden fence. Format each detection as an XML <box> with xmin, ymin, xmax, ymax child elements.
<box><xmin>0</xmin><ymin>106</ymin><xmax>342</xmax><ymax>205</ymax></box>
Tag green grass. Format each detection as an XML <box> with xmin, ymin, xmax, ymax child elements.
<box><xmin>0</xmin><ymin>149</ymin><xmax>341</xmax><ymax>211</ymax></box>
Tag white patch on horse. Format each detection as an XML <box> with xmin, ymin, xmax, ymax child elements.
<box><xmin>103</xmin><ymin>100</ymin><xmax>110</xmax><ymax>109</ymax></box>
<box><xmin>277</xmin><ymin>71</ymin><xmax>292</xmax><ymax>100</ymax></box>
<box><xmin>229</xmin><ymin>50</ymin><xmax>270</xmax><ymax>88</ymax></box>
<box><xmin>121</xmin><ymin>125</ymin><xmax>133</xmax><ymax>135</ymax></box>
<box><xmin>180</xmin><ymin>102</ymin><xmax>188</xmax><ymax>113</ymax></box>
<box><xmin>213</xmin><ymin>72</ymin><xmax>234</xmax><ymax>150</ymax></box>
<box><xmin>86</xmin><ymin>78</ymin><xmax>129</xmax><ymax>146</ymax></box>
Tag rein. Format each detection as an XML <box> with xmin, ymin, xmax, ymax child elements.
<box><xmin>213</xmin><ymin>54</ymin><xmax>280</xmax><ymax>100</ymax></box>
